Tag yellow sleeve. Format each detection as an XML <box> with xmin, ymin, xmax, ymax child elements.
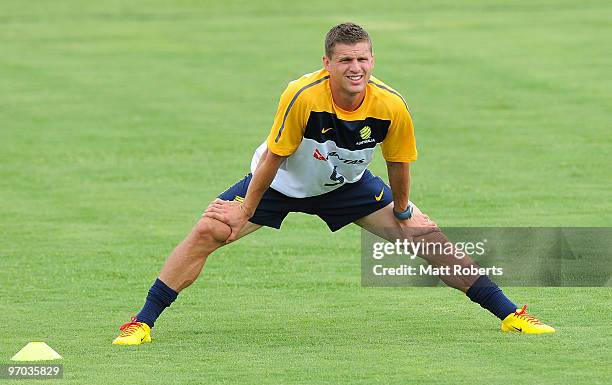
<box><xmin>265</xmin><ymin>83</ymin><xmax>309</xmax><ymax>156</ymax></box>
<box><xmin>381</xmin><ymin>105</ymin><xmax>418</xmax><ymax>162</ymax></box>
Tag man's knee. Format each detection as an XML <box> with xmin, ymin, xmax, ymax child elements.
<box><xmin>412</xmin><ymin>226</ymin><xmax>453</xmax><ymax>257</ymax></box>
<box><xmin>414</xmin><ymin>226</ymin><xmax>444</xmax><ymax>240</ymax></box>
<box><xmin>399</xmin><ymin>224</ymin><xmax>443</xmax><ymax>241</ymax></box>
<box><xmin>193</xmin><ymin>217</ymin><xmax>231</xmax><ymax>244</ymax></box>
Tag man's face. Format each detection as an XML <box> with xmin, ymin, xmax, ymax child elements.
<box><xmin>323</xmin><ymin>41</ymin><xmax>374</xmax><ymax>99</ymax></box>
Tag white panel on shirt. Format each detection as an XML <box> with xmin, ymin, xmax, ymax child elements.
<box><xmin>250</xmin><ymin>140</ymin><xmax>375</xmax><ymax>198</ymax></box>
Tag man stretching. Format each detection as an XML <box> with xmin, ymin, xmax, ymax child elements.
<box><xmin>113</xmin><ymin>22</ymin><xmax>555</xmax><ymax>345</ymax></box>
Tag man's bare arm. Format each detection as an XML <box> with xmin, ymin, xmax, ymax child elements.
<box><xmin>241</xmin><ymin>149</ymin><xmax>286</xmax><ymax>216</ymax></box>
<box><xmin>386</xmin><ymin>161</ymin><xmax>411</xmax><ymax>212</ymax></box>
<box><xmin>204</xmin><ymin>148</ymin><xmax>286</xmax><ymax>241</ymax></box>
<box><xmin>386</xmin><ymin>160</ymin><xmax>436</xmax><ymax>229</ymax></box>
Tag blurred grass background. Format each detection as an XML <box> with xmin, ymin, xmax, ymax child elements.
<box><xmin>1</xmin><ymin>1</ymin><xmax>610</xmax><ymax>384</ymax></box>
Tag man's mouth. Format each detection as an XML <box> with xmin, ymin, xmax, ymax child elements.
<box><xmin>346</xmin><ymin>74</ymin><xmax>363</xmax><ymax>82</ymax></box>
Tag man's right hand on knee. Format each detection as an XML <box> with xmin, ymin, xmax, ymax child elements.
<box><xmin>203</xmin><ymin>199</ymin><xmax>250</xmax><ymax>242</ymax></box>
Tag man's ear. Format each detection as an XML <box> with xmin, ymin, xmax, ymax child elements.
<box><xmin>322</xmin><ymin>55</ymin><xmax>330</xmax><ymax>71</ymax></box>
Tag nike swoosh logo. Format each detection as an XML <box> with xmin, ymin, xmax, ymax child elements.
<box><xmin>321</xmin><ymin>127</ymin><xmax>333</xmax><ymax>134</ymax></box>
<box><xmin>374</xmin><ymin>189</ymin><xmax>384</xmax><ymax>201</ymax></box>
<box><xmin>512</xmin><ymin>326</ymin><xmax>522</xmax><ymax>332</ymax></box>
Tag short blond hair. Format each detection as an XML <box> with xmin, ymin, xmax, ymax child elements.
<box><xmin>324</xmin><ymin>22</ymin><xmax>372</xmax><ymax>58</ymax></box>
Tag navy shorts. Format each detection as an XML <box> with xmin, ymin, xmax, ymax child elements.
<box><xmin>217</xmin><ymin>170</ymin><xmax>393</xmax><ymax>232</ymax></box>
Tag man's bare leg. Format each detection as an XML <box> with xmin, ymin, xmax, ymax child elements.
<box><xmin>355</xmin><ymin>202</ymin><xmax>479</xmax><ymax>291</ymax></box>
<box><xmin>355</xmin><ymin>202</ymin><xmax>519</xmax><ymax>321</ymax></box>
<box><xmin>159</xmin><ymin>217</ymin><xmax>261</xmax><ymax>292</ymax></box>
<box><xmin>113</xmin><ymin>213</ymin><xmax>262</xmax><ymax>344</ymax></box>
<box><xmin>133</xmin><ymin>215</ymin><xmax>261</xmax><ymax>329</ymax></box>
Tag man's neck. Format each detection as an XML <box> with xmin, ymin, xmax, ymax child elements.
<box><xmin>330</xmin><ymin>87</ymin><xmax>366</xmax><ymax>112</ymax></box>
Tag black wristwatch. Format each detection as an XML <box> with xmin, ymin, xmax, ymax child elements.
<box><xmin>393</xmin><ymin>203</ymin><xmax>413</xmax><ymax>220</ymax></box>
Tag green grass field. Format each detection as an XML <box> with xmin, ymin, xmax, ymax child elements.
<box><xmin>1</xmin><ymin>0</ymin><xmax>611</xmax><ymax>384</ymax></box>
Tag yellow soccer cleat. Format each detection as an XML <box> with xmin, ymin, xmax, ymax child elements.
<box><xmin>112</xmin><ymin>316</ymin><xmax>152</xmax><ymax>345</ymax></box>
<box><xmin>501</xmin><ymin>305</ymin><xmax>556</xmax><ymax>334</ymax></box>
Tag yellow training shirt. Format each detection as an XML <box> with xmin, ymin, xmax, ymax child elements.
<box><xmin>250</xmin><ymin>68</ymin><xmax>417</xmax><ymax>198</ymax></box>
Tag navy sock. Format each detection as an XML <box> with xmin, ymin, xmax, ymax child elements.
<box><xmin>136</xmin><ymin>278</ymin><xmax>178</xmax><ymax>328</ymax></box>
<box><xmin>466</xmin><ymin>275</ymin><xmax>517</xmax><ymax>320</ymax></box>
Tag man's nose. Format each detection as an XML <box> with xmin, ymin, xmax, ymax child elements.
<box><xmin>349</xmin><ymin>59</ymin><xmax>360</xmax><ymax>72</ymax></box>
